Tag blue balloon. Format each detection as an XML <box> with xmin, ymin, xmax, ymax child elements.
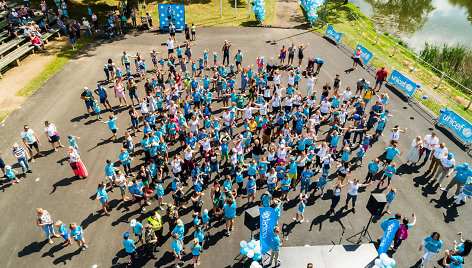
<box><xmin>416</xmin><ymin>84</ymin><xmax>421</xmax><ymax>88</ymax></box>
<box><xmin>423</xmin><ymin>96</ymin><xmax>427</xmax><ymax>100</ymax></box>
<box><xmin>247</xmin><ymin>243</ymin><xmax>255</xmax><ymax>250</ymax></box>
<box><xmin>253</xmin><ymin>253</ymin><xmax>262</xmax><ymax>261</ymax></box>
<box><xmin>390</xmin><ymin>259</ymin><xmax>396</xmax><ymax>267</ymax></box>
<box><xmin>440</xmin><ymin>109</ymin><xmax>445</xmax><ymax>114</ymax></box>
<box><xmin>240</xmin><ymin>247</ymin><xmax>249</xmax><ymax>255</ymax></box>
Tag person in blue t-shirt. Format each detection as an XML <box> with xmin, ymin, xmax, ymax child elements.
<box><xmin>224</xmin><ymin>196</ymin><xmax>237</xmax><ymax>236</ymax></box>
<box><xmin>129</xmin><ymin>179</ymin><xmax>148</xmax><ymax>212</ymax></box>
<box><xmin>101</xmin><ymin>115</ymin><xmax>118</xmax><ymax>140</ymax></box>
<box><xmin>245</xmin><ymin>176</ymin><xmax>257</xmax><ymax>203</ymax></box>
<box><xmin>96</xmin><ymin>182</ymin><xmax>110</xmax><ymax>215</ymax></box>
<box><xmin>280</xmin><ymin>174</ymin><xmax>291</xmax><ymax>201</ymax></box>
<box><xmin>171</xmin><ymin>233</ymin><xmax>184</xmax><ymax>267</ymax></box>
<box><xmin>385</xmin><ymin>188</ymin><xmax>397</xmax><ymax>214</ymax></box>
<box><xmin>379</xmin><ymin>163</ymin><xmax>397</xmax><ymax>188</ymax></box>
<box><xmin>55</xmin><ymin>220</ymin><xmax>71</xmax><ymax>246</ymax></box>
<box><xmin>365</xmin><ymin>158</ymin><xmax>380</xmax><ymax>183</ymax></box>
<box><xmin>300</xmin><ymin>169</ymin><xmax>314</xmax><ymax>195</ymax></box>
<box><xmin>314</xmin><ymin>174</ymin><xmax>328</xmax><ymax>197</ymax></box>
<box><xmin>384</xmin><ymin>143</ymin><xmax>401</xmax><ymax>166</ymax></box>
<box><xmin>191</xmin><ymin>237</ymin><xmax>203</xmax><ymax>266</ymax></box>
<box><xmin>442</xmin><ymin>163</ymin><xmax>472</xmax><ymax>196</ymax></box>
<box><xmin>123</xmin><ymin>231</ymin><xmax>137</xmax><ymax>265</ymax></box>
<box><xmin>70</xmin><ymin>223</ymin><xmax>88</xmax><ymax>250</ymax></box>
<box><xmin>268</xmin><ymin>226</ymin><xmax>287</xmax><ymax>267</ymax></box>
<box><xmin>420</xmin><ymin>232</ymin><xmax>443</xmax><ymax>266</ymax></box>
<box><xmin>294</xmin><ymin>194</ymin><xmax>307</xmax><ymax>223</ymax></box>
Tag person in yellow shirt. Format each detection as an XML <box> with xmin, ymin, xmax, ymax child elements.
<box><xmin>363</xmin><ymin>87</ymin><xmax>376</xmax><ymax>104</ymax></box>
<box><xmin>248</xmin><ymin>117</ymin><xmax>257</xmax><ymax>133</ymax></box>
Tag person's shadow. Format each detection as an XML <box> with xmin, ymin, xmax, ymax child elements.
<box><xmin>18</xmin><ymin>240</ymin><xmax>48</xmax><ymax>258</ymax></box>
<box><xmin>52</xmin><ymin>248</ymin><xmax>82</xmax><ymax>265</ymax></box>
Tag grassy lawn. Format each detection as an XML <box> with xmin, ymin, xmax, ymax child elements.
<box><xmin>307</xmin><ymin>0</ymin><xmax>472</xmax><ymax>122</ymax></box>
<box><xmin>143</xmin><ymin>0</ymin><xmax>275</xmax><ymax>27</ymax></box>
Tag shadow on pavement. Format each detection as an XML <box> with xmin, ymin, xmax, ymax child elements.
<box><xmin>18</xmin><ymin>240</ymin><xmax>48</xmax><ymax>258</ymax></box>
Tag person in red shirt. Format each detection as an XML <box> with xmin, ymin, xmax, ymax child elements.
<box><xmin>30</xmin><ymin>33</ymin><xmax>45</xmax><ymax>51</ymax></box>
<box><xmin>374</xmin><ymin>66</ymin><xmax>388</xmax><ymax>91</ymax></box>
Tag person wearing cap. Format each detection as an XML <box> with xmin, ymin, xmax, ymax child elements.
<box><xmin>430</xmin><ymin>153</ymin><xmax>455</xmax><ymax>187</ymax></box>
<box><xmin>80</xmin><ymin>86</ymin><xmax>94</xmax><ymax>116</ymax></box>
<box><xmin>142</xmin><ymin>224</ymin><xmax>158</xmax><ymax>259</ymax></box>
<box><xmin>171</xmin><ymin>233</ymin><xmax>184</xmax><ymax>268</ymax></box>
<box><xmin>96</xmin><ymin>182</ymin><xmax>110</xmax><ymax>215</ymax></box>
<box><xmin>123</xmin><ymin>231</ymin><xmax>138</xmax><ymax>266</ymax></box>
<box><xmin>441</xmin><ymin>163</ymin><xmax>472</xmax><ymax>197</ymax></box>
<box><xmin>5</xmin><ymin>165</ymin><xmax>20</xmax><ymax>184</ymax></box>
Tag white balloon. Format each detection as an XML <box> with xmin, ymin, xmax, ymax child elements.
<box><xmin>382</xmin><ymin>258</ymin><xmax>392</xmax><ymax>266</ymax></box>
<box><xmin>380</xmin><ymin>253</ymin><xmax>389</xmax><ymax>261</ymax></box>
<box><xmin>374</xmin><ymin>258</ymin><xmax>383</xmax><ymax>267</ymax></box>
<box><xmin>247</xmin><ymin>250</ymin><xmax>255</xmax><ymax>258</ymax></box>
<box><xmin>250</xmin><ymin>261</ymin><xmax>259</xmax><ymax>268</ymax></box>
<box><xmin>240</xmin><ymin>240</ymin><xmax>248</xmax><ymax>248</ymax></box>
<box><xmin>254</xmin><ymin>246</ymin><xmax>261</xmax><ymax>254</ymax></box>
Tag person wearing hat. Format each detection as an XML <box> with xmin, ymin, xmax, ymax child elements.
<box><xmin>94</xmin><ymin>84</ymin><xmax>113</xmax><ymax>112</ymax></box>
<box><xmin>171</xmin><ymin>233</ymin><xmax>184</xmax><ymax>268</ymax></box>
<box><xmin>148</xmin><ymin>211</ymin><xmax>163</xmax><ymax>242</ymax></box>
<box><xmin>80</xmin><ymin>86</ymin><xmax>94</xmax><ymax>116</ymax></box>
<box><xmin>96</xmin><ymin>182</ymin><xmax>110</xmax><ymax>215</ymax></box>
<box><xmin>130</xmin><ymin>219</ymin><xmax>143</xmax><ymax>245</ymax></box>
<box><xmin>430</xmin><ymin>153</ymin><xmax>455</xmax><ymax>187</ymax></box>
<box><xmin>441</xmin><ymin>163</ymin><xmax>472</xmax><ymax>197</ymax></box>
<box><xmin>143</xmin><ymin>224</ymin><xmax>158</xmax><ymax>259</ymax></box>
<box><xmin>123</xmin><ymin>231</ymin><xmax>138</xmax><ymax>266</ymax></box>
<box><xmin>5</xmin><ymin>165</ymin><xmax>19</xmax><ymax>184</ymax></box>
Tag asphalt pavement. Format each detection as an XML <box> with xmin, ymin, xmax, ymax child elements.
<box><xmin>0</xmin><ymin>27</ymin><xmax>470</xmax><ymax>268</ymax></box>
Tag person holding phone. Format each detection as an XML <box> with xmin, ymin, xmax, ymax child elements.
<box><xmin>267</xmin><ymin>226</ymin><xmax>288</xmax><ymax>267</ymax></box>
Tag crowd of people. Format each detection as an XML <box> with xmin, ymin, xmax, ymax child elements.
<box><xmin>0</xmin><ymin>17</ymin><xmax>470</xmax><ymax>267</ymax></box>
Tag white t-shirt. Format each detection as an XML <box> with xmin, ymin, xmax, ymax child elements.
<box><xmin>166</xmin><ymin>39</ymin><xmax>174</xmax><ymax>49</ymax></box>
<box><xmin>285</xmin><ymin>97</ymin><xmax>293</xmax><ymax>107</ymax></box>
<box><xmin>189</xmin><ymin>119</ymin><xmax>199</xmax><ymax>132</ymax></box>
<box><xmin>244</xmin><ymin>107</ymin><xmax>255</xmax><ymax>119</ymax></box>
<box><xmin>274</xmin><ymin>74</ymin><xmax>281</xmax><ymax>85</ymax></box>
<box><xmin>320</xmin><ymin>102</ymin><xmax>331</xmax><ymax>114</ymax></box>
<box><xmin>348</xmin><ymin>182</ymin><xmax>361</xmax><ymax>196</ymax></box>
<box><xmin>266</xmin><ymin>172</ymin><xmax>276</xmax><ymax>184</ymax></box>
<box><xmin>267</xmin><ymin>151</ymin><xmax>276</xmax><ymax>161</ymax></box>
<box><xmin>288</xmin><ymin>75</ymin><xmax>295</xmax><ymax>85</ymax></box>
<box><xmin>317</xmin><ymin>146</ymin><xmax>328</xmax><ymax>157</ymax></box>
<box><xmin>307</xmin><ymin>77</ymin><xmax>316</xmax><ymax>87</ymax></box>
<box><xmin>44</xmin><ymin>124</ymin><xmax>57</xmax><ymax>137</ymax></box>
<box><xmin>258</xmin><ymin>103</ymin><xmax>268</xmax><ymax>116</ymax></box>
<box><xmin>21</xmin><ymin>129</ymin><xmax>37</xmax><ymax>144</ymax></box>
<box><xmin>390</xmin><ymin>130</ymin><xmax>401</xmax><ymax>141</ymax></box>
<box><xmin>171</xmin><ymin>160</ymin><xmax>182</xmax><ymax>173</ymax></box>
<box><xmin>114</xmin><ymin>174</ymin><xmax>127</xmax><ymax>187</ymax></box>
<box><xmin>271</xmin><ymin>97</ymin><xmax>281</xmax><ymax>107</ymax></box>
<box><xmin>440</xmin><ymin>157</ymin><xmax>455</xmax><ymax>168</ymax></box>
<box><xmin>184</xmin><ymin>150</ymin><xmax>194</xmax><ymax>160</ymax></box>
<box><xmin>433</xmin><ymin>146</ymin><xmax>448</xmax><ymax>159</ymax></box>
<box><xmin>342</xmin><ymin>90</ymin><xmax>352</xmax><ymax>102</ymax></box>
<box><xmin>200</xmin><ymin>140</ymin><xmax>211</xmax><ymax>151</ymax></box>
<box><xmin>423</xmin><ymin>135</ymin><xmax>439</xmax><ymax>150</ymax></box>
<box><xmin>222</xmin><ymin>112</ymin><xmax>232</xmax><ymax>126</ymax></box>
<box><xmin>277</xmin><ymin>148</ymin><xmax>288</xmax><ymax>159</ymax></box>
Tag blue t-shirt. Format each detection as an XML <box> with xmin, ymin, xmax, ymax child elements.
<box><xmin>281</xmin><ymin>178</ymin><xmax>291</xmax><ymax>190</ymax></box>
<box><xmin>301</xmin><ymin>170</ymin><xmax>314</xmax><ymax>181</ymax></box>
<box><xmin>454</xmin><ymin>165</ymin><xmax>472</xmax><ymax>183</ymax></box>
<box><xmin>298</xmin><ymin>201</ymin><xmax>305</xmax><ymax>213</ymax></box>
<box><xmin>424</xmin><ymin>236</ymin><xmax>442</xmax><ymax>252</ymax></box>
<box><xmin>246</xmin><ymin>180</ymin><xmax>256</xmax><ymax>194</ymax></box>
<box><xmin>119</xmin><ymin>151</ymin><xmax>130</xmax><ymax>165</ymax></box>
<box><xmin>191</xmin><ymin>243</ymin><xmax>202</xmax><ymax>256</ymax></box>
<box><xmin>97</xmin><ymin>188</ymin><xmax>108</xmax><ymax>203</ymax></box>
<box><xmin>70</xmin><ymin>226</ymin><xmax>83</xmax><ymax>241</ymax></box>
<box><xmin>262</xmin><ymin>194</ymin><xmax>272</xmax><ymax>207</ymax></box>
<box><xmin>172</xmin><ymin>240</ymin><xmax>182</xmax><ymax>254</ymax></box>
<box><xmin>385</xmin><ymin>147</ymin><xmax>400</xmax><ymax>160</ymax></box>
<box><xmin>156</xmin><ymin>184</ymin><xmax>164</xmax><ymax>197</ymax></box>
<box><xmin>224</xmin><ymin>201</ymin><xmax>237</xmax><ymax>218</ymax></box>
<box><xmin>368</xmin><ymin>161</ymin><xmax>379</xmax><ymax>173</ymax></box>
<box><xmin>288</xmin><ymin>162</ymin><xmax>297</xmax><ymax>174</ymax></box>
<box><xmin>106</xmin><ymin>118</ymin><xmax>117</xmax><ymax>130</ymax></box>
<box><xmin>386</xmin><ymin>192</ymin><xmax>396</xmax><ymax>203</ymax></box>
<box><xmin>133</xmin><ymin>222</ymin><xmax>143</xmax><ymax>235</ymax></box>
<box><xmin>271</xmin><ymin>235</ymin><xmax>281</xmax><ymax>251</ymax></box>
<box><xmin>202</xmin><ymin>212</ymin><xmax>210</xmax><ymax>223</ymax></box>
<box><xmin>123</xmin><ymin>239</ymin><xmax>135</xmax><ymax>253</ymax></box>
<box><xmin>384</xmin><ymin>165</ymin><xmax>397</xmax><ymax>178</ymax></box>
<box><xmin>58</xmin><ymin>223</ymin><xmax>69</xmax><ymax>238</ymax></box>
<box><xmin>331</xmin><ymin>135</ymin><xmax>340</xmax><ymax>147</ymax></box>
<box><xmin>341</xmin><ymin>151</ymin><xmax>351</xmax><ymax>162</ymax></box>
<box><xmin>105</xmin><ymin>163</ymin><xmax>115</xmax><ymax>176</ymax></box>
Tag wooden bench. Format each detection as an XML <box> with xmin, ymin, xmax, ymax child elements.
<box><xmin>0</xmin><ymin>36</ymin><xmax>24</xmax><ymax>56</ymax></box>
<box><xmin>40</xmin><ymin>28</ymin><xmax>59</xmax><ymax>43</ymax></box>
<box><xmin>0</xmin><ymin>33</ymin><xmax>9</xmax><ymax>44</ymax></box>
<box><xmin>0</xmin><ymin>10</ymin><xmax>8</xmax><ymax>20</ymax></box>
<box><xmin>0</xmin><ymin>42</ymin><xmax>34</xmax><ymax>78</ymax></box>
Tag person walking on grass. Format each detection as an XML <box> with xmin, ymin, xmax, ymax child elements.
<box><xmin>21</xmin><ymin>125</ymin><xmax>44</xmax><ymax>162</ymax></box>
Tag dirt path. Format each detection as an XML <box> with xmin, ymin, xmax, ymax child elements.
<box><xmin>274</xmin><ymin>0</ymin><xmax>305</xmax><ymax>27</ymax></box>
<box><xmin>0</xmin><ymin>37</ymin><xmax>68</xmax><ymax>118</ymax></box>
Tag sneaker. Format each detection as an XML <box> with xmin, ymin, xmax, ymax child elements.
<box><xmin>386</xmin><ymin>210</ymin><xmax>391</xmax><ymax>214</ymax></box>
<box><xmin>225</xmin><ymin>231</ymin><xmax>230</xmax><ymax>236</ymax></box>
<box><xmin>66</xmin><ymin>242</ymin><xmax>72</xmax><ymax>246</ymax></box>
<box><xmin>453</xmin><ymin>195</ymin><xmax>458</xmax><ymax>199</ymax></box>
<box><xmin>141</xmin><ymin>207</ymin><xmax>146</xmax><ymax>212</ymax></box>
<box><xmin>147</xmin><ymin>189</ymin><xmax>153</xmax><ymax>193</ymax></box>
<box><xmin>230</xmin><ymin>227</ymin><xmax>234</xmax><ymax>231</ymax></box>
<box><xmin>81</xmin><ymin>246</ymin><xmax>86</xmax><ymax>251</ymax></box>
<box><xmin>286</xmin><ymin>197</ymin><xmax>290</xmax><ymax>201</ymax></box>
<box><xmin>440</xmin><ymin>188</ymin><xmax>448</xmax><ymax>192</ymax></box>
<box><xmin>386</xmin><ymin>185</ymin><xmax>390</xmax><ymax>189</ymax></box>
<box><xmin>158</xmin><ymin>206</ymin><xmax>164</xmax><ymax>210</ymax></box>
<box><xmin>300</xmin><ymin>219</ymin><xmax>304</xmax><ymax>223</ymax></box>
<box><xmin>320</xmin><ymin>193</ymin><xmax>324</xmax><ymax>197</ymax></box>
<box><xmin>352</xmin><ymin>208</ymin><xmax>356</xmax><ymax>213</ymax></box>
<box><xmin>144</xmin><ymin>193</ymin><xmax>150</xmax><ymax>197</ymax></box>
<box><xmin>26</xmin><ymin>170</ymin><xmax>32</xmax><ymax>173</ymax></box>
<box><xmin>83</xmin><ymin>244</ymin><xmax>88</xmax><ymax>249</ymax></box>
<box><xmin>146</xmin><ymin>201</ymin><xmax>151</xmax><ymax>206</ymax></box>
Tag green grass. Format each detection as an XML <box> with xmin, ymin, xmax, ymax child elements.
<box><xmin>144</xmin><ymin>0</ymin><xmax>275</xmax><ymax>27</ymax></box>
<box><xmin>17</xmin><ymin>35</ymin><xmax>94</xmax><ymax>97</ymax></box>
<box><xmin>0</xmin><ymin>110</ymin><xmax>10</xmax><ymax>123</ymax></box>
<box><xmin>308</xmin><ymin>1</ymin><xmax>472</xmax><ymax>122</ymax></box>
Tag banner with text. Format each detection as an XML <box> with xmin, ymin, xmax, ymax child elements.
<box><xmin>378</xmin><ymin>219</ymin><xmax>400</xmax><ymax>256</ymax></box>
<box><xmin>354</xmin><ymin>44</ymin><xmax>374</xmax><ymax>64</ymax></box>
<box><xmin>326</xmin><ymin>25</ymin><xmax>343</xmax><ymax>43</ymax></box>
<box><xmin>259</xmin><ymin>207</ymin><xmax>278</xmax><ymax>255</ymax></box>
<box><xmin>388</xmin><ymin>70</ymin><xmax>417</xmax><ymax>97</ymax></box>
<box><xmin>439</xmin><ymin>108</ymin><xmax>472</xmax><ymax>143</ymax></box>
<box><xmin>158</xmin><ymin>4</ymin><xmax>186</xmax><ymax>30</ymax></box>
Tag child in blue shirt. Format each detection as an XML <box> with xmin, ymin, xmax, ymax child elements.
<box><xmin>101</xmin><ymin>115</ymin><xmax>118</xmax><ymax>140</ymax></box>
<box><xmin>92</xmin><ymin>99</ymin><xmax>102</xmax><ymax>120</ymax></box>
<box><xmin>385</xmin><ymin>188</ymin><xmax>396</xmax><ymax>214</ymax></box>
<box><xmin>355</xmin><ymin>147</ymin><xmax>365</xmax><ymax>166</ymax></box>
<box><xmin>280</xmin><ymin>174</ymin><xmax>291</xmax><ymax>201</ymax></box>
<box><xmin>55</xmin><ymin>220</ymin><xmax>71</xmax><ymax>246</ymax></box>
<box><xmin>293</xmin><ymin>194</ymin><xmax>306</xmax><ymax>223</ymax></box>
<box><xmin>315</xmin><ymin>174</ymin><xmax>328</xmax><ymax>197</ymax></box>
<box><xmin>380</xmin><ymin>163</ymin><xmax>397</xmax><ymax>188</ymax></box>
<box><xmin>201</xmin><ymin>209</ymin><xmax>210</xmax><ymax>230</ymax></box>
<box><xmin>5</xmin><ymin>165</ymin><xmax>20</xmax><ymax>184</ymax></box>
<box><xmin>68</xmin><ymin>134</ymin><xmax>80</xmax><ymax>150</ymax></box>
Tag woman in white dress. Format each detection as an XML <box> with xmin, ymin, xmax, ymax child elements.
<box><xmin>406</xmin><ymin>136</ymin><xmax>423</xmax><ymax>166</ymax></box>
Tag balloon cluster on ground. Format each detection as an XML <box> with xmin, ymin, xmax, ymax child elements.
<box><xmin>240</xmin><ymin>240</ymin><xmax>263</xmax><ymax>266</ymax></box>
<box><xmin>301</xmin><ymin>0</ymin><xmax>325</xmax><ymax>23</ymax></box>
<box><xmin>374</xmin><ymin>253</ymin><xmax>396</xmax><ymax>268</ymax></box>
<box><xmin>251</xmin><ymin>0</ymin><xmax>266</xmax><ymax>22</ymax></box>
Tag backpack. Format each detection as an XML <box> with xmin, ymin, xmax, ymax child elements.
<box><xmin>396</xmin><ymin>224</ymin><xmax>409</xmax><ymax>240</ymax></box>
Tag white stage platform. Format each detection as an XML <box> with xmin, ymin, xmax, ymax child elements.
<box><xmin>266</xmin><ymin>243</ymin><xmax>378</xmax><ymax>268</ymax></box>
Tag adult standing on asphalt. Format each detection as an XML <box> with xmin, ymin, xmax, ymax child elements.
<box><xmin>222</xmin><ymin>40</ymin><xmax>231</xmax><ymax>65</ymax></box>
<box><xmin>94</xmin><ymin>84</ymin><xmax>114</xmax><ymax>112</ymax></box>
<box><xmin>36</xmin><ymin>208</ymin><xmax>60</xmax><ymax>244</ymax></box>
<box><xmin>343</xmin><ymin>178</ymin><xmax>374</xmax><ymax>213</ymax></box>
<box><xmin>21</xmin><ymin>124</ymin><xmax>44</xmax><ymax>162</ymax></box>
<box><xmin>297</xmin><ymin>43</ymin><xmax>309</xmax><ymax>68</ymax></box>
<box><xmin>374</xmin><ymin>66</ymin><xmax>388</xmax><ymax>91</ymax></box>
<box><xmin>12</xmin><ymin>143</ymin><xmax>31</xmax><ymax>174</ymax></box>
<box><xmin>405</xmin><ymin>136</ymin><xmax>422</xmax><ymax>166</ymax></box>
<box><xmin>425</xmin><ymin>143</ymin><xmax>448</xmax><ymax>176</ymax></box>
<box><xmin>441</xmin><ymin>163</ymin><xmax>472</xmax><ymax>197</ymax></box>
<box><xmin>268</xmin><ymin>225</ymin><xmax>287</xmax><ymax>267</ymax></box>
<box><xmin>422</xmin><ymin>132</ymin><xmax>439</xmax><ymax>163</ymax></box>
<box><xmin>68</xmin><ymin>146</ymin><xmax>88</xmax><ymax>179</ymax></box>
<box><xmin>44</xmin><ymin>120</ymin><xmax>64</xmax><ymax>152</ymax></box>
<box><xmin>429</xmin><ymin>153</ymin><xmax>455</xmax><ymax>187</ymax></box>
<box><xmin>392</xmin><ymin>214</ymin><xmax>416</xmax><ymax>252</ymax></box>
<box><xmin>80</xmin><ymin>86</ymin><xmax>95</xmax><ymax>116</ymax></box>
<box><xmin>419</xmin><ymin>232</ymin><xmax>442</xmax><ymax>267</ymax></box>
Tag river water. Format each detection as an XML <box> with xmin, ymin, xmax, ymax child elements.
<box><xmin>349</xmin><ymin>0</ymin><xmax>472</xmax><ymax>51</ymax></box>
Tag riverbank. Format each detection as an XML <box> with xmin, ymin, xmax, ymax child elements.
<box><xmin>307</xmin><ymin>1</ymin><xmax>472</xmax><ymax>122</ymax></box>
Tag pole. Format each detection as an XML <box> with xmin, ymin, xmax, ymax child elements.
<box><xmin>375</xmin><ymin>33</ymin><xmax>379</xmax><ymax>44</ymax></box>
<box><xmin>322</xmin><ymin>0</ymin><xmax>328</xmax><ymax>27</ymax></box>
<box><xmin>435</xmin><ymin>72</ymin><xmax>445</xmax><ymax>88</ymax></box>
<box><xmin>392</xmin><ymin>43</ymin><xmax>398</xmax><ymax>57</ymax></box>
<box><xmin>248</xmin><ymin>0</ymin><xmax>251</xmax><ymax>17</ymax></box>
<box><xmin>411</xmin><ymin>54</ymin><xmax>420</xmax><ymax>71</ymax></box>
<box><xmin>220</xmin><ymin>0</ymin><xmax>223</xmax><ymax>17</ymax></box>
<box><xmin>468</xmin><ymin>97</ymin><xmax>472</xmax><ymax>109</ymax></box>
<box><xmin>235</xmin><ymin>0</ymin><xmax>237</xmax><ymax>17</ymax></box>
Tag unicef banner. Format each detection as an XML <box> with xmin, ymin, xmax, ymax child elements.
<box><xmin>259</xmin><ymin>207</ymin><xmax>278</xmax><ymax>255</ymax></box>
<box><xmin>439</xmin><ymin>109</ymin><xmax>472</xmax><ymax>143</ymax></box>
<box><xmin>158</xmin><ymin>4</ymin><xmax>186</xmax><ymax>30</ymax></box>
<box><xmin>378</xmin><ymin>219</ymin><xmax>400</xmax><ymax>256</ymax></box>
<box><xmin>388</xmin><ymin>70</ymin><xmax>417</xmax><ymax>97</ymax></box>
<box><xmin>354</xmin><ymin>44</ymin><xmax>374</xmax><ymax>64</ymax></box>
<box><xmin>325</xmin><ymin>25</ymin><xmax>343</xmax><ymax>43</ymax></box>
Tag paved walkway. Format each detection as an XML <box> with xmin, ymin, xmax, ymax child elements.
<box><xmin>274</xmin><ymin>0</ymin><xmax>305</xmax><ymax>27</ymax></box>
<box><xmin>0</xmin><ymin>27</ymin><xmax>470</xmax><ymax>268</ymax></box>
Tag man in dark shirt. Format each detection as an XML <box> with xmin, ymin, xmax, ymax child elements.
<box><xmin>262</xmin><ymin>120</ymin><xmax>274</xmax><ymax>145</ymax></box>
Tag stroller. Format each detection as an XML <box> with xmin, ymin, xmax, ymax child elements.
<box><xmin>103</xmin><ymin>25</ymin><xmax>114</xmax><ymax>38</ymax></box>
<box><xmin>306</xmin><ymin>58</ymin><xmax>315</xmax><ymax>76</ymax></box>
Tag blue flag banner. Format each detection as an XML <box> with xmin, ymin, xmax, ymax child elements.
<box><xmin>354</xmin><ymin>44</ymin><xmax>374</xmax><ymax>64</ymax></box>
<box><xmin>325</xmin><ymin>25</ymin><xmax>343</xmax><ymax>43</ymax></box>
<box><xmin>378</xmin><ymin>219</ymin><xmax>400</xmax><ymax>256</ymax></box>
<box><xmin>388</xmin><ymin>70</ymin><xmax>417</xmax><ymax>97</ymax></box>
<box><xmin>158</xmin><ymin>4</ymin><xmax>185</xmax><ymax>30</ymax></box>
<box><xmin>439</xmin><ymin>108</ymin><xmax>472</xmax><ymax>143</ymax></box>
<box><xmin>259</xmin><ymin>207</ymin><xmax>278</xmax><ymax>255</ymax></box>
